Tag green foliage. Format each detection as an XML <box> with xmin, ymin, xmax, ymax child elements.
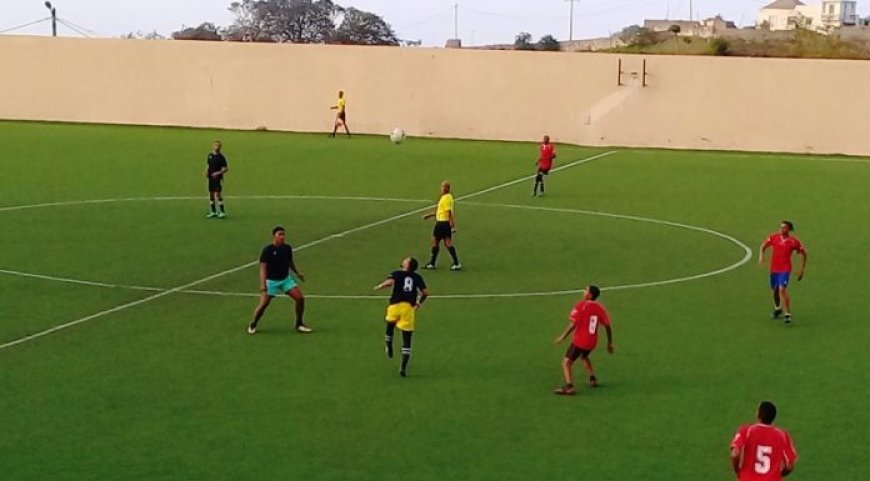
<box><xmin>709</xmin><ymin>37</ymin><xmax>730</xmax><ymax>56</ymax></box>
<box><xmin>668</xmin><ymin>24</ymin><xmax>681</xmax><ymax>35</ymax></box>
<box><xmin>514</xmin><ymin>31</ymin><xmax>534</xmax><ymax>50</ymax></box>
<box><xmin>172</xmin><ymin>22</ymin><xmax>222</xmax><ymax>41</ymax></box>
<box><xmin>537</xmin><ymin>34</ymin><xmax>560</xmax><ymax>51</ymax></box>
<box><xmin>333</xmin><ymin>7</ymin><xmax>399</xmax><ymax>46</ymax></box>
<box><xmin>1</xmin><ymin>121</ymin><xmax>869</xmax><ymax>481</ymax></box>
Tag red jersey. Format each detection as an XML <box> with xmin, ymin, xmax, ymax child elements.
<box><xmin>763</xmin><ymin>234</ymin><xmax>805</xmax><ymax>273</ymax></box>
<box><xmin>538</xmin><ymin>143</ymin><xmax>556</xmax><ymax>171</ymax></box>
<box><xmin>731</xmin><ymin>423</ymin><xmax>797</xmax><ymax>481</ymax></box>
<box><xmin>569</xmin><ymin>300</ymin><xmax>611</xmax><ymax>350</ymax></box>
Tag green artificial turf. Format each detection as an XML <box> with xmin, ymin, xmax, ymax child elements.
<box><xmin>0</xmin><ymin>121</ymin><xmax>868</xmax><ymax>480</ymax></box>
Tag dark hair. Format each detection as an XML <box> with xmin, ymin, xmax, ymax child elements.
<box><xmin>407</xmin><ymin>257</ymin><xmax>419</xmax><ymax>272</ymax></box>
<box><xmin>588</xmin><ymin>285</ymin><xmax>601</xmax><ymax>300</ymax></box>
<box><xmin>782</xmin><ymin>220</ymin><xmax>794</xmax><ymax>232</ymax></box>
<box><xmin>758</xmin><ymin>401</ymin><xmax>777</xmax><ymax>424</ymax></box>
<box><xmin>272</xmin><ymin>225</ymin><xmax>285</xmax><ymax>235</ymax></box>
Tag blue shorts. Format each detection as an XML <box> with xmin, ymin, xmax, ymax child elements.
<box><xmin>770</xmin><ymin>272</ymin><xmax>790</xmax><ymax>290</ymax></box>
<box><xmin>266</xmin><ymin>276</ymin><xmax>297</xmax><ymax>296</ymax></box>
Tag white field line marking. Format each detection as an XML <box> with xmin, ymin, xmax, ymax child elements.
<box><xmin>0</xmin><ymin>151</ymin><xmax>617</xmax><ymax>350</ymax></box>
<box><xmin>0</xmin><ymin>195</ymin><xmax>751</xmax><ymax>301</ymax></box>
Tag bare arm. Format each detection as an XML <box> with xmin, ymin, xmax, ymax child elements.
<box><xmin>730</xmin><ymin>447</ymin><xmax>742</xmax><ymax>476</ymax></box>
<box><xmin>554</xmin><ymin>322</ymin><xmax>575</xmax><ymax>344</ymax></box>
<box><xmin>448</xmin><ymin>210</ymin><xmax>456</xmax><ymax>231</ymax></box>
<box><xmin>782</xmin><ymin>462</ymin><xmax>794</xmax><ymax>477</ymax></box>
<box><xmin>416</xmin><ymin>287</ymin><xmax>429</xmax><ymax>308</ymax></box>
<box><xmin>758</xmin><ymin>241</ymin><xmax>770</xmax><ymax>265</ymax></box>
<box><xmin>374</xmin><ymin>278</ymin><xmax>395</xmax><ymax>290</ymax></box>
<box><xmin>259</xmin><ymin>263</ymin><xmax>267</xmax><ymax>292</ymax></box>
<box><xmin>604</xmin><ymin>325</ymin><xmax>615</xmax><ymax>353</ymax></box>
<box><xmin>797</xmin><ymin>249</ymin><xmax>808</xmax><ymax>281</ymax></box>
<box><xmin>422</xmin><ymin>211</ymin><xmax>435</xmax><ymax>220</ymax></box>
<box><xmin>289</xmin><ymin>257</ymin><xmax>305</xmax><ymax>282</ymax></box>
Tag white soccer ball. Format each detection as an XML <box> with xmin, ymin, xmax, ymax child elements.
<box><xmin>390</xmin><ymin>128</ymin><xmax>406</xmax><ymax>144</ymax></box>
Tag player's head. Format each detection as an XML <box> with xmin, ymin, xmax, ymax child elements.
<box><xmin>585</xmin><ymin>285</ymin><xmax>601</xmax><ymax>301</ymax></box>
<box><xmin>272</xmin><ymin>226</ymin><xmax>286</xmax><ymax>244</ymax></box>
<box><xmin>441</xmin><ymin>181</ymin><xmax>451</xmax><ymax>194</ymax></box>
<box><xmin>780</xmin><ymin>220</ymin><xmax>794</xmax><ymax>235</ymax></box>
<box><xmin>402</xmin><ymin>256</ymin><xmax>419</xmax><ymax>272</ymax></box>
<box><xmin>757</xmin><ymin>401</ymin><xmax>777</xmax><ymax>425</ymax></box>
<box><xmin>543</xmin><ymin>135</ymin><xmax>550</xmax><ymax>144</ymax></box>
<box><xmin>213</xmin><ymin>140</ymin><xmax>222</xmax><ymax>153</ymax></box>
<box><xmin>338</xmin><ymin>90</ymin><xmax>344</xmax><ymax>98</ymax></box>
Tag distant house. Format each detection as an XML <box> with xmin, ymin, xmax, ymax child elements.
<box><xmin>643</xmin><ymin>16</ymin><xmax>737</xmax><ymax>37</ymax></box>
<box><xmin>757</xmin><ymin>0</ymin><xmax>859</xmax><ymax>32</ymax></box>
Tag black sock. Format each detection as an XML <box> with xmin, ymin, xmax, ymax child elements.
<box><xmin>429</xmin><ymin>246</ymin><xmax>439</xmax><ymax>265</ymax></box>
<box><xmin>400</xmin><ymin>330</ymin><xmax>413</xmax><ymax>373</ymax></box>
<box><xmin>565</xmin><ymin>382</ymin><xmax>574</xmax><ymax>389</ymax></box>
<box><xmin>448</xmin><ymin>246</ymin><xmax>459</xmax><ymax>265</ymax></box>
<box><xmin>385</xmin><ymin>323</ymin><xmax>395</xmax><ymax>357</ymax></box>
<box><xmin>218</xmin><ymin>200</ymin><xmax>225</xmax><ymax>213</ymax></box>
<box><xmin>209</xmin><ymin>201</ymin><xmax>216</xmax><ymax>212</ymax></box>
<box><xmin>773</xmin><ymin>290</ymin><xmax>781</xmax><ymax>310</ymax></box>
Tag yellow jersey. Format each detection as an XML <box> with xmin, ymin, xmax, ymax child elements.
<box><xmin>436</xmin><ymin>193</ymin><xmax>454</xmax><ymax>222</ymax></box>
<box><xmin>337</xmin><ymin>98</ymin><xmax>346</xmax><ymax>112</ymax></box>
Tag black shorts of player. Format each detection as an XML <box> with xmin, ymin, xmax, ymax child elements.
<box><xmin>565</xmin><ymin>345</ymin><xmax>591</xmax><ymax>361</ymax></box>
<box><xmin>208</xmin><ymin>178</ymin><xmax>223</xmax><ymax>192</ymax></box>
<box><xmin>433</xmin><ymin>221</ymin><xmax>452</xmax><ymax>240</ymax></box>
<box><xmin>537</xmin><ymin>168</ymin><xmax>550</xmax><ymax>176</ymax></box>
<box><xmin>338</xmin><ymin>111</ymin><xmax>346</xmax><ymax>122</ymax></box>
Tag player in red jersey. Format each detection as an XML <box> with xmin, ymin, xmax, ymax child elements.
<box><xmin>553</xmin><ymin>285</ymin><xmax>614</xmax><ymax>395</ymax></box>
<box><xmin>759</xmin><ymin>221</ymin><xmax>807</xmax><ymax>324</ymax></box>
<box><xmin>730</xmin><ymin>401</ymin><xmax>797</xmax><ymax>481</ymax></box>
<box><xmin>532</xmin><ymin>135</ymin><xmax>556</xmax><ymax>196</ymax></box>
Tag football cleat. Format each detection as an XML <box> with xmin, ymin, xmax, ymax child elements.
<box><xmin>246</xmin><ymin>323</ymin><xmax>257</xmax><ymax>335</ymax></box>
<box><xmin>784</xmin><ymin>314</ymin><xmax>793</xmax><ymax>324</ymax></box>
<box><xmin>423</xmin><ymin>264</ymin><xmax>436</xmax><ymax>270</ymax></box>
<box><xmin>217</xmin><ymin>211</ymin><xmax>226</xmax><ymax>219</ymax></box>
<box><xmin>295</xmin><ymin>324</ymin><xmax>313</xmax><ymax>334</ymax></box>
<box><xmin>771</xmin><ymin>308</ymin><xmax>783</xmax><ymax>319</ymax></box>
<box><xmin>450</xmin><ymin>264</ymin><xmax>462</xmax><ymax>271</ymax></box>
<box><xmin>206</xmin><ymin>212</ymin><xmax>218</xmax><ymax>219</ymax></box>
<box><xmin>554</xmin><ymin>386</ymin><xmax>576</xmax><ymax>396</ymax></box>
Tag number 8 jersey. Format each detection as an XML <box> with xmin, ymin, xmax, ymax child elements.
<box><xmin>569</xmin><ymin>300</ymin><xmax>611</xmax><ymax>351</ymax></box>
<box><xmin>731</xmin><ymin>423</ymin><xmax>797</xmax><ymax>481</ymax></box>
<box><xmin>389</xmin><ymin>270</ymin><xmax>427</xmax><ymax>306</ymax></box>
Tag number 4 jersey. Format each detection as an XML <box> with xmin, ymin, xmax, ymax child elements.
<box><xmin>569</xmin><ymin>300</ymin><xmax>611</xmax><ymax>351</ymax></box>
<box><xmin>731</xmin><ymin>423</ymin><xmax>798</xmax><ymax>481</ymax></box>
<box><xmin>388</xmin><ymin>270</ymin><xmax>427</xmax><ymax>306</ymax></box>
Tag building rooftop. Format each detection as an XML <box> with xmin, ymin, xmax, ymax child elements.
<box><xmin>761</xmin><ymin>0</ymin><xmax>806</xmax><ymax>10</ymax></box>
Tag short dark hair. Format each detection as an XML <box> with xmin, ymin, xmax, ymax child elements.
<box><xmin>758</xmin><ymin>401</ymin><xmax>777</xmax><ymax>424</ymax></box>
<box><xmin>588</xmin><ymin>285</ymin><xmax>601</xmax><ymax>300</ymax></box>
<box><xmin>407</xmin><ymin>257</ymin><xmax>419</xmax><ymax>272</ymax></box>
<box><xmin>782</xmin><ymin>220</ymin><xmax>794</xmax><ymax>232</ymax></box>
<box><xmin>272</xmin><ymin>225</ymin><xmax>285</xmax><ymax>235</ymax></box>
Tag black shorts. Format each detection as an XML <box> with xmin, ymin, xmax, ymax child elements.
<box><xmin>565</xmin><ymin>345</ymin><xmax>591</xmax><ymax>361</ymax></box>
<box><xmin>433</xmin><ymin>221</ymin><xmax>452</xmax><ymax>240</ymax></box>
<box><xmin>208</xmin><ymin>178</ymin><xmax>223</xmax><ymax>192</ymax></box>
<box><xmin>537</xmin><ymin>168</ymin><xmax>550</xmax><ymax>175</ymax></box>
<box><xmin>337</xmin><ymin>111</ymin><xmax>346</xmax><ymax>122</ymax></box>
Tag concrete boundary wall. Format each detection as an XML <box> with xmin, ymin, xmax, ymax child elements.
<box><xmin>2</xmin><ymin>36</ymin><xmax>868</xmax><ymax>156</ymax></box>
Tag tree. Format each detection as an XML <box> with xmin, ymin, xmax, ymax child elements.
<box><xmin>514</xmin><ymin>31</ymin><xmax>534</xmax><ymax>50</ymax></box>
<box><xmin>537</xmin><ymin>34</ymin><xmax>560</xmax><ymax>51</ymax></box>
<box><xmin>668</xmin><ymin>24</ymin><xmax>681</xmax><ymax>36</ymax></box>
<box><xmin>618</xmin><ymin>25</ymin><xmax>658</xmax><ymax>46</ymax></box>
<box><xmin>172</xmin><ymin>22</ymin><xmax>222</xmax><ymax>41</ymax></box>
<box><xmin>227</xmin><ymin>0</ymin><xmax>342</xmax><ymax>43</ymax></box>
<box><xmin>333</xmin><ymin>8</ymin><xmax>399</xmax><ymax>45</ymax></box>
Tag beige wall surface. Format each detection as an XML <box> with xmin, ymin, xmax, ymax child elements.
<box><xmin>2</xmin><ymin>36</ymin><xmax>868</xmax><ymax>156</ymax></box>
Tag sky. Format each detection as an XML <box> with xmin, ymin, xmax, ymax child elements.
<box><xmin>2</xmin><ymin>0</ymin><xmax>867</xmax><ymax>46</ymax></box>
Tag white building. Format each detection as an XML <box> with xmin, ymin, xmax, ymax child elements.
<box><xmin>757</xmin><ymin>0</ymin><xmax>858</xmax><ymax>32</ymax></box>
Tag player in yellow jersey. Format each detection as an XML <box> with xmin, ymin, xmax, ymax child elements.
<box><xmin>329</xmin><ymin>90</ymin><xmax>350</xmax><ymax>138</ymax></box>
<box><xmin>422</xmin><ymin>181</ymin><xmax>462</xmax><ymax>270</ymax></box>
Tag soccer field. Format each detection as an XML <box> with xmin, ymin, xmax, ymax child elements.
<box><xmin>1</xmin><ymin>121</ymin><xmax>868</xmax><ymax>481</ymax></box>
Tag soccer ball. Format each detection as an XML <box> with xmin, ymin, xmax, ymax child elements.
<box><xmin>390</xmin><ymin>128</ymin><xmax>406</xmax><ymax>144</ymax></box>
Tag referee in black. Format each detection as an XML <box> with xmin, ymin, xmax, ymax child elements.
<box><xmin>206</xmin><ymin>141</ymin><xmax>228</xmax><ymax>219</ymax></box>
<box><xmin>247</xmin><ymin>226</ymin><xmax>312</xmax><ymax>334</ymax></box>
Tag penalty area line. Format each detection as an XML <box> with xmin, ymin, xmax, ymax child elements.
<box><xmin>0</xmin><ymin>150</ymin><xmax>618</xmax><ymax>351</ymax></box>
